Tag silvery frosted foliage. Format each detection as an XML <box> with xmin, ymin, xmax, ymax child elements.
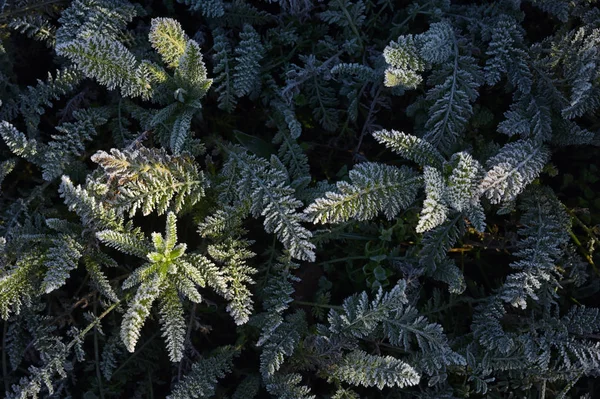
<box><xmin>149</xmin><ymin>21</ymin><xmax>213</xmax><ymax>153</ymax></box>
<box><xmin>445</xmin><ymin>152</ymin><xmax>483</xmax><ymax>213</ymax></box>
<box><xmin>59</xmin><ymin>175</ymin><xmax>124</xmax><ymax>232</ymax></box>
<box><xmin>149</xmin><ymin>18</ymin><xmax>188</xmax><ymax>69</ymax></box>
<box><xmin>418</xmin><ymin>21</ymin><xmax>454</xmax><ymax>64</ymax></box>
<box><xmin>55</xmin><ymin>0</ymin><xmax>140</xmax><ymax>47</ymax></box>
<box><xmin>313</xmin><ymin>281</ymin><xmax>464</xmax><ymax>385</ymax></box>
<box><xmin>0</xmin><ymin>160</ymin><xmax>11</xmax><ymax>194</ymax></box>
<box><xmin>384</xmin><ymin>302</ymin><xmax>466</xmax><ymax>376</ymax></box>
<box><xmin>500</xmin><ymin>186</ymin><xmax>571</xmax><ymax>309</ymax></box>
<box><xmin>483</xmin><ymin>17</ymin><xmax>532</xmax><ymax>94</ymax></box>
<box><xmin>319</xmin><ymin>0</ymin><xmax>366</xmax><ymax>42</ymax></box>
<box><xmin>332</xmin><ymin>350</ymin><xmax>420</xmax><ymax>389</ymax></box>
<box><xmin>173</xmin><ymin>40</ymin><xmax>212</xmax><ymax>101</ymax></box>
<box><xmin>270</xmin><ymin>101</ymin><xmax>310</xmax><ymax>184</ymax></box>
<box><xmin>168</xmin><ymin>346</ymin><xmax>238</xmax><ymax>399</ymax></box>
<box><xmin>7</xmin><ymin>14</ymin><xmax>56</xmax><ymax>47</ymax></box>
<box><xmin>176</xmin><ymin>0</ymin><xmax>225</xmax><ymax>18</ymax></box>
<box><xmin>331</xmin><ymin>387</ymin><xmax>360</xmax><ymax>399</ymax></box>
<box><xmin>419</xmin><ymin>215</ymin><xmax>464</xmax><ymax>266</ymax></box>
<box><xmin>57</xmin><ymin>36</ymin><xmax>154</xmax><ymax>99</ymax></box>
<box><xmin>256</xmin><ymin>254</ymin><xmax>300</xmax><ymax>345</ymax></box>
<box><xmin>421</xmin><ymin>50</ymin><xmax>481</xmax><ymax>153</ymax></box>
<box><xmin>470</xmin><ymin>296</ymin><xmax>600</xmax><ymax>393</ymax></box>
<box><xmin>96</xmin><ymin>212</ymin><xmax>234</xmax><ymax>360</ymax></box>
<box><xmin>219</xmin><ymin>145</ymin><xmax>315</xmax><ymax>261</ymax></box>
<box><xmin>383</xmin><ymin>21</ymin><xmax>482</xmax><ymax>153</ymax></box>
<box><xmin>1</xmin><ymin>108</ymin><xmax>109</xmax><ymax>181</ymax></box>
<box><xmin>327</xmin><ymin>281</ymin><xmax>408</xmax><ymax>339</ymax></box>
<box><xmin>265</xmin><ymin>373</ymin><xmax>314</xmax><ymax>399</ymax></box>
<box><xmin>39</xmin><ymin>235</ymin><xmax>83</xmax><ymax>294</ymax></box>
<box><xmin>212</xmin><ymin>27</ymin><xmax>237</xmax><ymax>112</ymax></box>
<box><xmin>369</xmin><ymin>129</ymin><xmax>484</xmax><ymax>235</ymax></box>
<box><xmin>57</xmin><ymin>13</ymin><xmax>213</xmax><ymax>153</ymax></box>
<box><xmin>0</xmin><ymin>121</ymin><xmax>39</xmax><ymax>159</ymax></box>
<box><xmin>417</xmin><ymin>167</ymin><xmax>448</xmax><ymax>233</ymax></box>
<box><xmin>383</xmin><ymin>35</ymin><xmax>425</xmax><ymax>89</ymax></box>
<box><xmin>259</xmin><ymin>310</ymin><xmax>307</xmax><ymax>377</ymax></box>
<box><xmin>6</xmin><ymin>339</ymin><xmax>70</xmax><ymax>399</ymax></box>
<box><xmin>2</xmin><ymin>0</ymin><xmax>600</xmax><ymax>397</ymax></box>
<box><xmin>372</xmin><ymin>129</ymin><xmax>445</xmax><ymax>169</ymax></box>
<box><xmin>497</xmin><ymin>92</ymin><xmax>552</xmax><ymax>142</ymax></box>
<box><xmin>552</xmin><ymin>26</ymin><xmax>600</xmax><ymax>119</ymax></box>
<box><xmin>0</xmin><ymin>252</ymin><xmax>39</xmax><ymax>320</ymax></box>
<box><xmin>8</xmin><ymin>67</ymin><xmax>83</xmax><ymax>134</ymax></box>
<box><xmin>479</xmin><ymin>139</ymin><xmax>550</xmax><ymax>205</ymax></box>
<box><xmin>90</xmin><ymin>146</ymin><xmax>207</xmax><ymax>217</ymax></box>
<box><xmin>305</xmin><ymin>162</ymin><xmax>421</xmax><ymax>224</ymax></box>
<box><xmin>0</xmin><ymin>215</ymin><xmax>119</xmax><ymax>320</ymax></box>
<box><xmin>231</xmin><ymin>375</ymin><xmax>260</xmax><ymax>399</ymax></box>
<box><xmin>207</xmin><ymin>239</ymin><xmax>257</xmax><ymax>325</ymax></box>
<box><xmin>233</xmin><ymin>24</ymin><xmax>264</xmax><ymax>97</ymax></box>
<box><xmin>282</xmin><ymin>51</ymin><xmax>344</xmax><ymax>131</ymax></box>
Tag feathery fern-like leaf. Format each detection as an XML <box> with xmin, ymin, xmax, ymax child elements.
<box><xmin>305</xmin><ymin>163</ymin><xmax>421</xmax><ymax>224</ymax></box>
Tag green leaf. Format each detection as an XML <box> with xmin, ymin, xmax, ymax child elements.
<box><xmin>373</xmin><ymin>266</ymin><xmax>387</xmax><ymax>281</ymax></box>
<box><xmin>233</xmin><ymin>129</ymin><xmax>275</xmax><ymax>158</ymax></box>
<box><xmin>149</xmin><ymin>18</ymin><xmax>188</xmax><ymax>68</ymax></box>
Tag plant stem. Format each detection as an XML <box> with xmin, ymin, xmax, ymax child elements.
<box><xmin>260</xmin><ymin>236</ymin><xmax>278</xmax><ymax>289</ymax></box>
<box><xmin>68</xmin><ymin>299</ymin><xmax>121</xmax><ymax>351</ymax></box>
<box><xmin>317</xmin><ymin>255</ymin><xmax>405</xmax><ymax>266</ymax></box>
<box><xmin>568</xmin><ymin>208</ymin><xmax>600</xmax><ymax>242</ymax></box>
<box><xmin>148</xmin><ymin>370</ymin><xmax>154</xmax><ymax>399</ymax></box>
<box><xmin>373</xmin><ymin>341</ymin><xmax>409</xmax><ymax>354</ymax></box>
<box><xmin>294</xmin><ymin>300</ymin><xmax>343</xmax><ymax>310</ymax></box>
<box><xmin>337</xmin><ymin>0</ymin><xmax>363</xmax><ymax>50</ymax></box>
<box><xmin>2</xmin><ymin>321</ymin><xmax>8</xmax><ymax>394</ymax></box>
<box><xmin>93</xmin><ymin>297</ymin><xmax>105</xmax><ymax>399</ymax></box>
<box><xmin>540</xmin><ymin>378</ymin><xmax>546</xmax><ymax>399</ymax></box>
<box><xmin>177</xmin><ymin>303</ymin><xmax>197</xmax><ymax>382</ymax></box>
<box><xmin>317</xmin><ymin>255</ymin><xmax>369</xmax><ymax>265</ymax></box>
<box><xmin>422</xmin><ymin>297</ymin><xmax>487</xmax><ymax>316</ymax></box>
<box><xmin>0</xmin><ymin>0</ymin><xmax>67</xmax><ymax>21</ymax></box>
<box><xmin>111</xmin><ymin>331</ymin><xmax>160</xmax><ymax>378</ymax></box>
<box><xmin>567</xmin><ymin>228</ymin><xmax>599</xmax><ymax>276</ymax></box>
<box><xmin>386</xmin><ymin>1</ymin><xmax>432</xmax><ymax>42</ymax></box>
<box><xmin>354</xmin><ymin>84</ymin><xmax>382</xmax><ymax>157</ymax></box>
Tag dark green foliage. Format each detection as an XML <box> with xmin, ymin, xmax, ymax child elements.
<box><xmin>1</xmin><ymin>0</ymin><xmax>600</xmax><ymax>398</ymax></box>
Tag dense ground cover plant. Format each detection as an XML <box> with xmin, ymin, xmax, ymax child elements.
<box><xmin>1</xmin><ymin>0</ymin><xmax>600</xmax><ymax>397</ymax></box>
